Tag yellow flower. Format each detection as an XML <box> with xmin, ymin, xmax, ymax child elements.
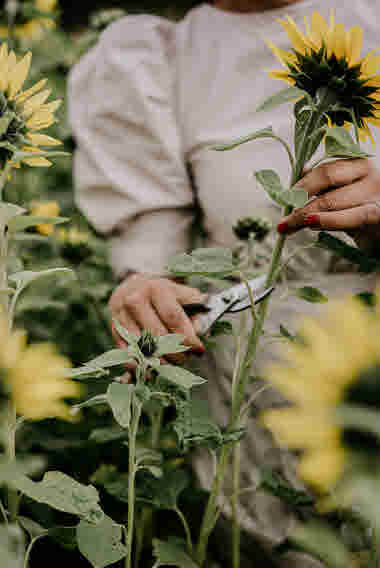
<box><xmin>30</xmin><ymin>200</ymin><xmax>60</xmax><ymax>235</ymax></box>
<box><xmin>262</xmin><ymin>292</ymin><xmax>380</xmax><ymax>494</ymax></box>
<box><xmin>267</xmin><ymin>11</ymin><xmax>380</xmax><ymax>142</ymax></box>
<box><xmin>0</xmin><ymin>318</ymin><xmax>81</xmax><ymax>421</ymax></box>
<box><xmin>0</xmin><ymin>42</ymin><xmax>62</xmax><ymax>171</ymax></box>
<box><xmin>0</xmin><ymin>1</ymin><xmax>58</xmax><ymax>42</ymax></box>
<box><xmin>56</xmin><ymin>227</ymin><xmax>89</xmax><ymax>246</ymax></box>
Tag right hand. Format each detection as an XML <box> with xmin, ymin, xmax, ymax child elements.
<box><xmin>108</xmin><ymin>273</ymin><xmax>207</xmax><ymax>362</ymax></box>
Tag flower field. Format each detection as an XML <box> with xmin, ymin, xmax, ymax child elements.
<box><xmin>2</xmin><ymin>3</ymin><xmax>380</xmax><ymax>568</ymax></box>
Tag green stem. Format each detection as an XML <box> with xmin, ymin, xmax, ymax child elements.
<box><xmin>24</xmin><ymin>535</ymin><xmax>46</xmax><ymax>568</ymax></box>
<box><xmin>125</xmin><ymin>397</ymin><xmax>143</xmax><ymax>568</ymax></box>
<box><xmin>231</xmin><ymin>441</ymin><xmax>241</xmax><ymax>568</ymax></box>
<box><xmin>6</xmin><ymin>402</ymin><xmax>19</xmax><ymax>522</ymax></box>
<box><xmin>174</xmin><ymin>507</ymin><xmax>193</xmax><ymax>555</ymax></box>
<box><xmin>196</xmin><ymin>93</ymin><xmax>332</xmax><ymax>566</ymax></box>
<box><xmin>134</xmin><ymin>508</ymin><xmax>152</xmax><ymax>568</ymax></box>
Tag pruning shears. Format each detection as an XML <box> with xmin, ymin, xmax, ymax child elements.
<box><xmin>183</xmin><ymin>275</ymin><xmax>274</xmax><ymax>335</ymax></box>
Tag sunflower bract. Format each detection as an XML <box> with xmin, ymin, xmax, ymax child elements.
<box><xmin>267</xmin><ymin>11</ymin><xmax>380</xmax><ymax>141</ymax></box>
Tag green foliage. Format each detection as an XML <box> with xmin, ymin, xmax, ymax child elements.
<box><xmin>152</xmin><ymin>538</ymin><xmax>199</xmax><ymax>568</ymax></box>
<box><xmin>317</xmin><ymin>231</ymin><xmax>380</xmax><ymax>272</ymax></box>
<box><xmin>167</xmin><ymin>247</ymin><xmax>237</xmax><ymax>278</ymax></box>
<box><xmin>256</xmin><ymin>86</ymin><xmax>307</xmax><ymax>113</ymax></box>
<box><xmin>76</xmin><ymin>515</ymin><xmax>127</xmax><ymax>568</ymax></box>
<box><xmin>295</xmin><ymin>286</ymin><xmax>328</xmax><ymax>303</ymax></box>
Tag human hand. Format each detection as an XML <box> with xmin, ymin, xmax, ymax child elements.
<box><xmin>277</xmin><ymin>159</ymin><xmax>380</xmax><ymax>253</ymax></box>
<box><xmin>108</xmin><ymin>273</ymin><xmax>207</xmax><ymax>364</ymax></box>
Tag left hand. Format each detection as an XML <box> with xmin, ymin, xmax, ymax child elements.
<box><xmin>277</xmin><ymin>159</ymin><xmax>380</xmax><ymax>252</ymax></box>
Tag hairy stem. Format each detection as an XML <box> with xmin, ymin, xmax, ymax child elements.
<box><xmin>174</xmin><ymin>507</ymin><xmax>193</xmax><ymax>555</ymax></box>
<box><xmin>231</xmin><ymin>441</ymin><xmax>241</xmax><ymax>568</ymax></box>
<box><xmin>125</xmin><ymin>397</ymin><xmax>143</xmax><ymax>568</ymax></box>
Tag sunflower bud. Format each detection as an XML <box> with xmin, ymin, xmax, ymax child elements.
<box><xmin>233</xmin><ymin>217</ymin><xmax>272</xmax><ymax>242</ymax></box>
<box><xmin>137</xmin><ymin>331</ymin><xmax>157</xmax><ymax>358</ymax></box>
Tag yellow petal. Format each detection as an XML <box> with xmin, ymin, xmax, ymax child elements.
<box><xmin>265</xmin><ymin>40</ymin><xmax>298</xmax><ymax>68</ymax></box>
<box><xmin>361</xmin><ymin>55</ymin><xmax>380</xmax><ymax>78</ymax></box>
<box><xmin>8</xmin><ymin>52</ymin><xmax>32</xmax><ymax>100</ymax></box>
<box><xmin>362</xmin><ymin>120</ymin><xmax>375</xmax><ymax>145</ymax></box>
<box><xmin>26</xmin><ymin>133</ymin><xmax>61</xmax><ymax>146</ymax></box>
<box><xmin>15</xmin><ymin>78</ymin><xmax>47</xmax><ymax>104</ymax></box>
<box><xmin>311</xmin><ymin>11</ymin><xmax>329</xmax><ymax>50</ymax></box>
<box><xmin>26</xmin><ymin>111</ymin><xmax>55</xmax><ymax>130</ymax></box>
<box><xmin>267</xmin><ymin>69</ymin><xmax>295</xmax><ymax>83</ymax></box>
<box><xmin>346</xmin><ymin>26</ymin><xmax>363</xmax><ymax>66</ymax></box>
<box><xmin>22</xmin><ymin>89</ymin><xmax>51</xmax><ymax>117</ymax></box>
<box><xmin>299</xmin><ymin>447</ymin><xmax>346</xmax><ymax>493</ymax></box>
<box><xmin>42</xmin><ymin>99</ymin><xmax>62</xmax><ymax>113</ymax></box>
<box><xmin>330</xmin><ymin>23</ymin><xmax>346</xmax><ymax>60</ymax></box>
<box><xmin>23</xmin><ymin>156</ymin><xmax>52</xmax><ymax>167</ymax></box>
<box><xmin>279</xmin><ymin>16</ymin><xmax>311</xmax><ymax>55</ymax></box>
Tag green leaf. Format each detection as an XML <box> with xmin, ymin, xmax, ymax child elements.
<box><xmin>167</xmin><ymin>247</ymin><xmax>236</xmax><ymax>278</ymax></box>
<box><xmin>9</xmin><ymin>268</ymin><xmax>74</xmax><ymax>292</ymax></box>
<box><xmin>10</xmin><ymin>471</ymin><xmax>104</xmax><ymax>524</ymax></box>
<box><xmin>49</xmin><ymin>526</ymin><xmax>77</xmax><ymax>551</ymax></box>
<box><xmin>83</xmin><ymin>349</ymin><xmax>135</xmax><ymax>369</ymax></box>
<box><xmin>76</xmin><ymin>515</ymin><xmax>127</xmax><ymax>568</ymax></box>
<box><xmin>279</xmin><ymin>324</ymin><xmax>296</xmax><ymax>342</ymax></box>
<box><xmin>18</xmin><ymin>516</ymin><xmax>48</xmax><ymax>539</ymax></box>
<box><xmin>0</xmin><ymin>203</ymin><xmax>26</xmax><ymax>227</ymax></box>
<box><xmin>317</xmin><ymin>232</ymin><xmax>380</xmax><ymax>273</ymax></box>
<box><xmin>257</xmin><ymin>86</ymin><xmax>306</xmax><ymax>113</ymax></box>
<box><xmin>107</xmin><ymin>382</ymin><xmax>134</xmax><ymax>428</ymax></box>
<box><xmin>89</xmin><ymin>425</ymin><xmax>128</xmax><ymax>444</ymax></box>
<box><xmin>213</xmin><ymin>126</ymin><xmax>275</xmax><ymax>151</ymax></box>
<box><xmin>325</xmin><ymin>127</ymin><xmax>370</xmax><ymax>159</ymax></box>
<box><xmin>155</xmin><ymin>334</ymin><xmax>189</xmax><ymax>357</ymax></box>
<box><xmin>158</xmin><ymin>365</ymin><xmax>206</xmax><ymax>390</ymax></box>
<box><xmin>8</xmin><ymin>215</ymin><xmax>69</xmax><ymax>233</ymax></box>
<box><xmin>280</xmin><ymin>188</ymin><xmax>309</xmax><ymax>209</ymax></box>
<box><xmin>72</xmin><ymin>394</ymin><xmax>108</xmax><ymax>412</ymax></box>
<box><xmin>150</xmin><ymin>470</ymin><xmax>189</xmax><ymax>510</ymax></box>
<box><xmin>290</xmin><ymin>521</ymin><xmax>354</xmax><ymax>568</ymax></box>
<box><xmin>294</xmin><ymin>97</ymin><xmax>328</xmax><ymax>163</ymax></box>
<box><xmin>295</xmin><ymin>286</ymin><xmax>328</xmax><ymax>303</ymax></box>
<box><xmin>11</xmin><ymin>150</ymin><xmax>70</xmax><ymax>163</ymax></box>
<box><xmin>152</xmin><ymin>539</ymin><xmax>199</xmax><ymax>568</ymax></box>
<box><xmin>335</xmin><ymin>404</ymin><xmax>380</xmax><ymax>441</ymax></box>
<box><xmin>254</xmin><ymin>169</ymin><xmax>285</xmax><ymax>205</ymax></box>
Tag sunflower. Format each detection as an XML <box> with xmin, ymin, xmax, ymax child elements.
<box><xmin>0</xmin><ymin>43</ymin><xmax>61</xmax><ymax>171</ymax></box>
<box><xmin>30</xmin><ymin>200</ymin><xmax>60</xmax><ymax>235</ymax></box>
<box><xmin>0</xmin><ymin>318</ymin><xmax>81</xmax><ymax>421</ymax></box>
<box><xmin>267</xmin><ymin>11</ymin><xmax>380</xmax><ymax>141</ymax></box>
<box><xmin>0</xmin><ymin>1</ymin><xmax>58</xmax><ymax>42</ymax></box>
<box><xmin>262</xmin><ymin>292</ymin><xmax>380</xmax><ymax>494</ymax></box>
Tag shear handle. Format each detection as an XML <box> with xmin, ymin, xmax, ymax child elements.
<box><xmin>182</xmin><ymin>303</ymin><xmax>211</xmax><ymax>317</ymax></box>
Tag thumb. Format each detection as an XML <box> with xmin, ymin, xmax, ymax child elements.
<box><xmin>174</xmin><ymin>283</ymin><xmax>208</xmax><ymax>306</ymax></box>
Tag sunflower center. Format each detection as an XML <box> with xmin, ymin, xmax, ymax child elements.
<box><xmin>342</xmin><ymin>364</ymin><xmax>380</xmax><ymax>453</ymax></box>
<box><xmin>287</xmin><ymin>47</ymin><xmax>379</xmax><ymax>127</ymax></box>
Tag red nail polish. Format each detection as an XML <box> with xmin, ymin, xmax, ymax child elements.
<box><xmin>304</xmin><ymin>215</ymin><xmax>320</xmax><ymax>228</ymax></box>
<box><xmin>277</xmin><ymin>221</ymin><xmax>289</xmax><ymax>234</ymax></box>
<box><xmin>193</xmin><ymin>346</ymin><xmax>206</xmax><ymax>356</ymax></box>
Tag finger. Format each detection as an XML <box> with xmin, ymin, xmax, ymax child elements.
<box><xmin>278</xmin><ymin>176</ymin><xmax>378</xmax><ymax>235</ymax></box>
<box><xmin>173</xmin><ymin>282</ymin><xmax>209</xmax><ymax>305</ymax></box>
<box><xmin>298</xmin><ymin>202</ymin><xmax>380</xmax><ymax>232</ymax></box>
<box><xmin>295</xmin><ymin>159</ymin><xmax>371</xmax><ymax>198</ymax></box>
<box><xmin>151</xmin><ymin>288</ymin><xmax>205</xmax><ymax>353</ymax></box>
<box><xmin>128</xmin><ymin>300</ymin><xmax>169</xmax><ymax>337</ymax></box>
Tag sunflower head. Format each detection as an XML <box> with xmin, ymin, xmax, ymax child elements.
<box><xmin>0</xmin><ymin>42</ymin><xmax>62</xmax><ymax>172</ymax></box>
<box><xmin>267</xmin><ymin>11</ymin><xmax>380</xmax><ymax>141</ymax></box>
<box><xmin>262</xmin><ymin>291</ymin><xmax>380</xmax><ymax>494</ymax></box>
<box><xmin>57</xmin><ymin>227</ymin><xmax>92</xmax><ymax>264</ymax></box>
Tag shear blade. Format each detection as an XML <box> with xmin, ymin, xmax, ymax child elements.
<box><xmin>227</xmin><ymin>285</ymin><xmax>275</xmax><ymax>313</ymax></box>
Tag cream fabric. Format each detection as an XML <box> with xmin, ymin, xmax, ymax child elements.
<box><xmin>69</xmin><ymin>1</ymin><xmax>380</xmax><ymax>564</ymax></box>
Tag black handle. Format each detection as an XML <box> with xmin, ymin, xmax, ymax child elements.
<box><xmin>182</xmin><ymin>303</ymin><xmax>211</xmax><ymax>317</ymax></box>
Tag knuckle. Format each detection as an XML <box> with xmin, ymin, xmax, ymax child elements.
<box><xmin>317</xmin><ymin>193</ymin><xmax>335</xmax><ymax>212</ymax></box>
<box><xmin>363</xmin><ymin>203</ymin><xmax>380</xmax><ymax>227</ymax></box>
<box><xmin>125</xmin><ymin>292</ymin><xmax>144</xmax><ymax>310</ymax></box>
<box><xmin>322</xmin><ymin>163</ymin><xmax>340</xmax><ymax>187</ymax></box>
<box><xmin>166</xmin><ymin>307</ymin><xmax>183</xmax><ymax>328</ymax></box>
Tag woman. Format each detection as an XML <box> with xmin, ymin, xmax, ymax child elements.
<box><xmin>69</xmin><ymin>0</ymin><xmax>380</xmax><ymax>565</ymax></box>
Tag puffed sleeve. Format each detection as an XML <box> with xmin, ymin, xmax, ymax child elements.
<box><xmin>68</xmin><ymin>16</ymin><xmax>194</xmax><ymax>278</ymax></box>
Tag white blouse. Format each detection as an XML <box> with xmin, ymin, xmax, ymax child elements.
<box><xmin>69</xmin><ymin>0</ymin><xmax>380</xmax><ymax>280</ymax></box>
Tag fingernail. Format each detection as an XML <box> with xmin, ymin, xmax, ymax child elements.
<box><xmin>277</xmin><ymin>220</ymin><xmax>289</xmax><ymax>234</ymax></box>
<box><xmin>193</xmin><ymin>346</ymin><xmax>206</xmax><ymax>356</ymax></box>
<box><xmin>304</xmin><ymin>214</ymin><xmax>320</xmax><ymax>228</ymax></box>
